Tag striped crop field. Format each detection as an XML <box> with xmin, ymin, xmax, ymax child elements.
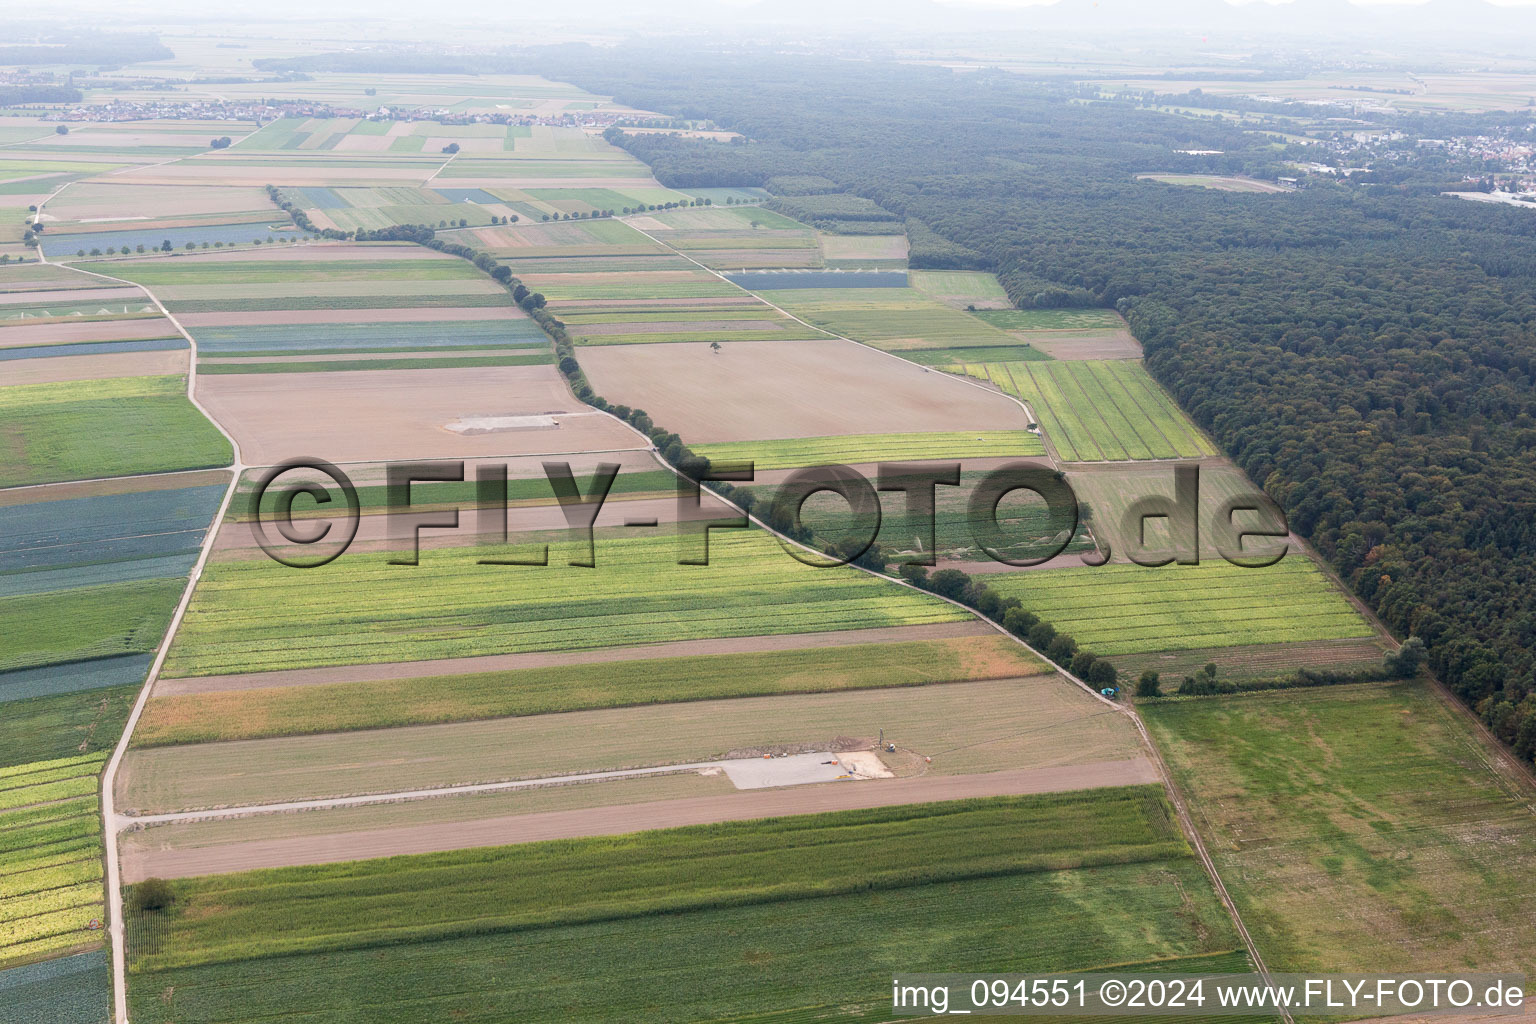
<box><xmin>161</xmin><ymin>529</ymin><xmax>966</xmax><ymax>676</ymax></box>
<box><xmin>947</xmin><ymin>360</ymin><xmax>1216</xmax><ymax>461</ymax></box>
<box><xmin>0</xmin><ymin>755</ymin><xmax>107</xmax><ymax>968</ymax></box>
<box><xmin>984</xmin><ymin>557</ymin><xmax>1376</xmax><ymax>656</ymax></box>
<box><xmin>691</xmin><ymin>430</ymin><xmax>1044</xmax><ymax>470</ymax></box>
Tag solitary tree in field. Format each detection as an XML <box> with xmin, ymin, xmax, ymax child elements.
<box><xmin>710</xmin><ymin>341</ymin><xmax>722</xmax><ymax>354</ymax></box>
<box><xmin>161</xmin><ymin>239</ymin><xmax>172</xmax><ymax>251</ymax></box>
<box><xmin>442</xmin><ymin>142</ymin><xmax>460</xmax><ymax>154</ymax></box>
<box><xmin>55</xmin><ymin>124</ymin><xmax>68</xmax><ymax>135</ymax></box>
<box><xmin>1136</xmin><ymin>671</ymin><xmax>1162</xmax><ymax>698</ymax></box>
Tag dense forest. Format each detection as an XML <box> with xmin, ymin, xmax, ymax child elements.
<box><xmin>522</xmin><ymin>46</ymin><xmax>1536</xmax><ymax>758</ymax></box>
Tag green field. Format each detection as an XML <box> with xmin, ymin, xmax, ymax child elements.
<box><xmin>136</xmin><ymin>634</ymin><xmax>1043</xmax><ymax>745</ymax></box>
<box><xmin>800</xmin><ymin>468</ymin><xmax>1093</xmax><ymax>563</ymax></box>
<box><xmin>692</xmin><ymin>431</ymin><xmax>1044</xmax><ymax>470</ymax></box>
<box><xmin>902</xmin><ymin>344</ymin><xmax>1051</xmax><ymax>365</ymax></box>
<box><xmin>1</xmin><ymin>579</ymin><xmax>183</xmax><ymax>674</ymax></box>
<box><xmin>93</xmin><ymin>258</ymin><xmax>481</xmax><ymax>286</ymax></box>
<box><xmin>0</xmin><ymin>756</ymin><xmax>106</xmax><ymax>968</ymax></box>
<box><xmin>197</xmin><ymin>352</ymin><xmax>553</xmax><ymax>373</ymax></box>
<box><xmin>0</xmin><ymin>376</ymin><xmax>231</xmax><ymax>488</ymax></box>
<box><xmin>984</xmin><ymin>558</ymin><xmax>1375</xmax><ymax>655</ymax></box>
<box><xmin>972</xmin><ymin>309</ymin><xmax>1128</xmax><ymax>332</ymax></box>
<box><xmin>1145</xmin><ymin>682</ymin><xmax>1536</xmax><ymax>976</ymax></box>
<box><xmin>0</xmin><ymin>686</ymin><xmax>138</xmax><ymax>769</ymax></box>
<box><xmin>907</xmin><ymin>270</ymin><xmax>1010</xmax><ymax>306</ymax></box>
<box><xmin>126</xmin><ymin>789</ymin><xmax>1246</xmax><ymax>1023</ymax></box>
<box><xmin>949</xmin><ymin>360</ymin><xmax>1215</xmax><ymax>461</ymax></box>
<box><xmin>762</xmin><ymin>288</ymin><xmax>1020</xmax><ymax>348</ymax></box>
<box><xmin>162</xmin><ymin>529</ymin><xmax>966</xmax><ymax>676</ymax></box>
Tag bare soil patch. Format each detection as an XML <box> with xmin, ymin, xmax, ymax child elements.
<box><xmin>4</xmin><ymin>348</ymin><xmax>187</xmax><ymax>385</ymax></box>
<box><xmin>0</xmin><ymin>318</ymin><xmax>180</xmax><ymax>347</ymax></box>
<box><xmin>177</xmin><ymin>305</ymin><xmax>524</xmax><ymax>328</ymax></box>
<box><xmin>195</xmin><ymin>365</ymin><xmax>643</xmax><ymax>465</ymax></box>
<box><xmin>580</xmin><ymin>339</ymin><xmax>1029</xmax><ymax>442</ymax></box>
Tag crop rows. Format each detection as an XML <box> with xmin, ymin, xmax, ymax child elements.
<box><xmin>957</xmin><ymin>361</ymin><xmax>1212</xmax><ymax>462</ymax></box>
<box><xmin>0</xmin><ymin>758</ymin><xmax>107</xmax><ymax>967</ymax></box>
<box><xmin>692</xmin><ymin>431</ymin><xmax>1044</xmax><ymax>470</ymax></box>
<box><xmin>136</xmin><ymin>634</ymin><xmax>1044</xmax><ymax>745</ymax></box>
<box><xmin>163</xmin><ymin>530</ymin><xmax>965</xmax><ymax>675</ymax></box>
<box><xmin>985</xmin><ymin>559</ymin><xmax>1374</xmax><ymax>655</ymax></box>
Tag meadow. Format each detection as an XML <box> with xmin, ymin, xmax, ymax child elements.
<box><xmin>757</xmin><ymin>286</ymin><xmax>1022</xmax><ymax>349</ymax></box>
<box><xmin>0</xmin><ymin>376</ymin><xmax>232</xmax><ymax>487</ymax></box>
<box><xmin>691</xmin><ymin>431</ymin><xmax>1043</xmax><ymax>470</ymax></box>
<box><xmin>949</xmin><ymin>360</ymin><xmax>1215</xmax><ymax>461</ymax></box>
<box><xmin>135</xmin><ymin>634</ymin><xmax>1043</xmax><ymax>745</ymax></box>
<box><xmin>1145</xmin><ymin>682</ymin><xmax>1536</xmax><ymax>976</ymax></box>
<box><xmin>125</xmin><ymin>791</ymin><xmax>1243</xmax><ymax>1023</ymax></box>
<box><xmin>907</xmin><ymin>270</ymin><xmax>1011</xmax><ymax>307</ymax></box>
<box><xmin>971</xmin><ymin>309</ymin><xmax>1130</xmax><ymax>332</ymax></box>
<box><xmin>161</xmin><ymin>529</ymin><xmax>966</xmax><ymax>676</ymax></box>
<box><xmin>984</xmin><ymin>558</ymin><xmax>1375</xmax><ymax>656</ymax></box>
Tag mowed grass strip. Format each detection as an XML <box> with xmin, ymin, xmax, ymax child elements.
<box><xmin>162</xmin><ymin>530</ymin><xmax>966</xmax><ymax>676</ymax></box>
<box><xmin>692</xmin><ymin>431</ymin><xmax>1043</xmax><ymax>470</ymax></box>
<box><xmin>985</xmin><ymin>559</ymin><xmax>1374</xmax><ymax>655</ymax></box>
<box><xmin>128</xmin><ymin>788</ymin><xmax>1193</xmax><ymax>971</ymax></box>
<box><xmin>1144</xmin><ymin>681</ymin><xmax>1536</xmax><ymax>975</ymax></box>
<box><xmin>0</xmin><ymin>376</ymin><xmax>232</xmax><ymax>488</ymax></box>
<box><xmin>135</xmin><ymin>635</ymin><xmax>1045</xmax><ymax>745</ymax></box>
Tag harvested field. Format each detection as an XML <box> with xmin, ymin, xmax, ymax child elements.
<box><xmin>579</xmin><ymin>339</ymin><xmax>1031</xmax><ymax>442</ymax></box>
<box><xmin>0</xmin><ymin>348</ymin><xmax>188</xmax><ymax>385</ymax></box>
<box><xmin>194</xmin><ymin>365</ymin><xmax>641</xmax><ymax>465</ymax></box>
<box><xmin>821</xmin><ymin>233</ymin><xmax>909</xmax><ymax>262</ymax></box>
<box><xmin>1137</xmin><ymin>174</ymin><xmax>1290</xmax><ymax>193</ymax></box>
<box><xmin>0</xmin><ymin>318</ymin><xmax>180</xmax><ymax>347</ymax></box>
<box><xmin>116</xmin><ymin>675</ymin><xmax>1136</xmax><ymax>813</ymax></box>
<box><xmin>121</xmin><ymin>759</ymin><xmax>1157</xmax><ymax>880</ymax></box>
<box><xmin>1028</xmin><ymin>331</ymin><xmax>1143</xmax><ymax>359</ymax></box>
<box><xmin>154</xmin><ymin>621</ymin><xmax>994</xmax><ymax>695</ymax></box>
<box><xmin>908</xmin><ymin>270</ymin><xmax>1010</xmax><ymax>308</ymax></box>
<box><xmin>43</xmin><ymin>183</ymin><xmax>273</xmax><ymax>223</ymax></box>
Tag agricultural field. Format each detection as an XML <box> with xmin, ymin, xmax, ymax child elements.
<box><xmin>159</xmin><ymin>529</ymin><xmax>968</xmax><ymax>677</ymax></box>
<box><xmin>0</xmin><ymin>376</ymin><xmax>231</xmax><ymax>487</ymax></box>
<box><xmin>0</xmin><ymin>756</ymin><xmax>108</xmax><ymax>967</ymax></box>
<box><xmin>751</xmin><ymin>285</ymin><xmax>1024</xmax><ymax>350</ymax></box>
<box><xmin>1135</xmin><ymin>174</ymin><xmax>1291</xmax><ymax>193</ymax></box>
<box><xmin>0</xmin><ymin>950</ymin><xmax>111</xmax><ymax>1024</ymax></box>
<box><xmin>984</xmin><ymin>557</ymin><xmax>1376</xmax><ymax>656</ymax></box>
<box><xmin>579</xmin><ymin>339</ymin><xmax>1032</xmax><ymax>444</ymax></box>
<box><xmin>122</xmin><ymin>791</ymin><xmax>1248</xmax><ymax>1024</ymax></box>
<box><xmin>694</xmin><ymin>431</ymin><xmax>1044</xmax><ymax>470</ymax></box>
<box><xmin>950</xmin><ymin>360</ymin><xmax>1216</xmax><ymax>461</ymax></box>
<box><xmin>798</xmin><ymin>467</ymin><xmax>1093</xmax><ymax>563</ymax></box>
<box><xmin>118</xmin><ymin>672</ymin><xmax>1140</xmax><ymax>814</ymax></box>
<box><xmin>135</xmin><ymin>633</ymin><xmax>1044</xmax><ymax>745</ymax></box>
<box><xmin>970</xmin><ymin>308</ymin><xmax>1143</xmax><ymax>359</ymax></box>
<box><xmin>908</xmin><ymin>270</ymin><xmax>1011</xmax><ymax>308</ymax></box>
<box><xmin>819</xmin><ymin>231</ymin><xmax>909</xmax><ymax>268</ymax></box>
<box><xmin>1146</xmin><ymin>682</ymin><xmax>1536</xmax><ymax>976</ymax></box>
<box><xmin>629</xmin><ymin>205</ymin><xmax>822</xmax><ymax>269</ymax></box>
